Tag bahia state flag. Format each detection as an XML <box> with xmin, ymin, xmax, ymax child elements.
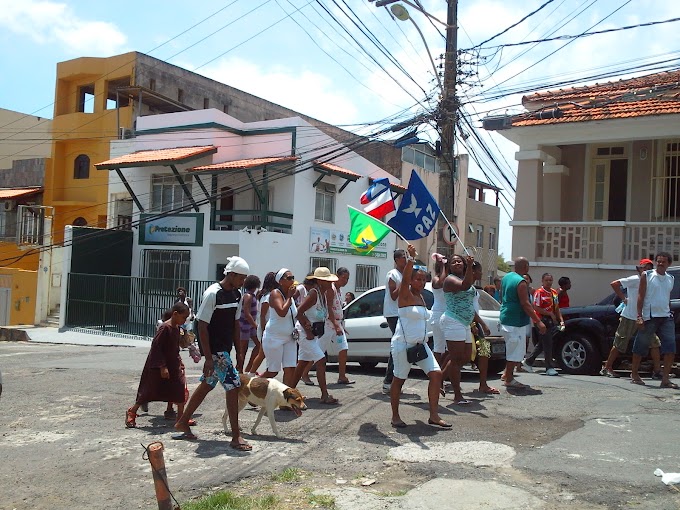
<box><xmin>387</xmin><ymin>169</ymin><xmax>440</xmax><ymax>240</ymax></box>
<box><xmin>360</xmin><ymin>177</ymin><xmax>396</xmax><ymax>218</ymax></box>
<box><xmin>347</xmin><ymin>206</ymin><xmax>392</xmax><ymax>255</ymax></box>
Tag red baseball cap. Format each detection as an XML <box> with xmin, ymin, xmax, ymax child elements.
<box><xmin>638</xmin><ymin>258</ymin><xmax>653</xmax><ymax>266</ymax></box>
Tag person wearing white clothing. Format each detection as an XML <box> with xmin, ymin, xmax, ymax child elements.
<box><xmin>382</xmin><ymin>250</ymin><xmax>406</xmax><ymax>394</ymax></box>
<box><xmin>389</xmin><ymin>244</ymin><xmax>449</xmax><ymax>429</ymax></box>
<box><xmin>261</xmin><ymin>268</ymin><xmax>298</xmax><ymax>388</ymax></box>
<box><xmin>600</xmin><ymin>259</ymin><xmax>659</xmax><ymax>378</ymax></box>
<box><xmin>322</xmin><ymin>267</ymin><xmax>354</xmax><ymax>384</ymax></box>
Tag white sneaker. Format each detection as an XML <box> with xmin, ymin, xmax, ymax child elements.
<box><xmin>546</xmin><ymin>368</ymin><xmax>559</xmax><ymax>376</ymax></box>
<box><xmin>521</xmin><ymin>361</ymin><xmax>534</xmax><ymax>373</ymax></box>
<box><xmin>382</xmin><ymin>383</ymin><xmax>391</xmax><ymax>394</ymax></box>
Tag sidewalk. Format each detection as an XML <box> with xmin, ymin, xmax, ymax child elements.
<box><xmin>0</xmin><ymin>325</ymin><xmax>151</xmax><ymax>347</ymax></box>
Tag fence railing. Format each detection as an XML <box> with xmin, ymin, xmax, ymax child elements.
<box><xmin>65</xmin><ymin>273</ymin><xmax>214</xmax><ymax>338</ymax></box>
<box><xmin>536</xmin><ymin>223</ymin><xmax>603</xmax><ymax>262</ymax></box>
<box><xmin>212</xmin><ymin>209</ymin><xmax>293</xmax><ymax>233</ymax></box>
<box><xmin>624</xmin><ymin>223</ymin><xmax>680</xmax><ymax>263</ymax></box>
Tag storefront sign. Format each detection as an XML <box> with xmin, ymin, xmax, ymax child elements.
<box><xmin>309</xmin><ymin>226</ymin><xmax>387</xmax><ymax>259</ymax></box>
<box><xmin>139</xmin><ymin>213</ymin><xmax>204</xmax><ymax>246</ymax></box>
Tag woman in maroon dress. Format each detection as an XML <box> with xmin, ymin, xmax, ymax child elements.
<box><xmin>126</xmin><ymin>302</ymin><xmax>190</xmax><ymax>428</ymax></box>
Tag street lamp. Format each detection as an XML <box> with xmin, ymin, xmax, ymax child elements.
<box><xmin>390</xmin><ymin>3</ymin><xmax>443</xmax><ymax>92</ymax></box>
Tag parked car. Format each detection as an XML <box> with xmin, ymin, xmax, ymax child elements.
<box><xmin>551</xmin><ymin>267</ymin><xmax>680</xmax><ymax>375</ymax></box>
<box><xmin>336</xmin><ymin>284</ymin><xmax>507</xmax><ymax>373</ymax></box>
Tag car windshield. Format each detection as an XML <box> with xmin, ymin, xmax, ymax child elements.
<box><xmin>344</xmin><ymin>287</ymin><xmax>434</xmax><ymax>319</ymax></box>
<box><xmin>477</xmin><ymin>290</ymin><xmax>500</xmax><ymax>311</ymax></box>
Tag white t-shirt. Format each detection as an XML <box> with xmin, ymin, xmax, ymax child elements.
<box><xmin>617</xmin><ymin>274</ymin><xmax>640</xmax><ymax>321</ymax></box>
<box><xmin>642</xmin><ymin>270</ymin><xmax>674</xmax><ymax>320</ymax></box>
<box><xmin>473</xmin><ymin>288</ymin><xmax>480</xmax><ymax>314</ymax></box>
<box><xmin>383</xmin><ymin>268</ymin><xmax>402</xmax><ymax>318</ymax></box>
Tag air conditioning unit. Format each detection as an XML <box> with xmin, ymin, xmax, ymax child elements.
<box><xmin>3</xmin><ymin>200</ymin><xmax>15</xmax><ymax>211</ymax></box>
<box><xmin>119</xmin><ymin>127</ymin><xmax>134</xmax><ymax>139</ymax></box>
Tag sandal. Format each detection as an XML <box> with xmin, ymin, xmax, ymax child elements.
<box><xmin>319</xmin><ymin>395</ymin><xmax>339</xmax><ymax>405</ymax></box>
<box><xmin>630</xmin><ymin>378</ymin><xmax>646</xmax><ymax>386</ymax></box>
<box><xmin>480</xmin><ymin>386</ymin><xmax>500</xmax><ymax>395</ymax></box>
<box><xmin>504</xmin><ymin>379</ymin><xmax>527</xmax><ymax>389</ymax></box>
<box><xmin>125</xmin><ymin>408</ymin><xmax>137</xmax><ymax>428</ymax></box>
<box><xmin>660</xmin><ymin>382</ymin><xmax>679</xmax><ymax>389</ymax></box>
<box><xmin>230</xmin><ymin>441</ymin><xmax>252</xmax><ymax>452</ymax></box>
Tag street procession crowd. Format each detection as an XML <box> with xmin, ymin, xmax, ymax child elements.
<box><xmin>123</xmin><ymin>173</ymin><xmax>677</xmax><ymax>451</ymax></box>
<box><xmin>123</xmin><ymin>246</ymin><xmax>677</xmax><ymax>452</ymax></box>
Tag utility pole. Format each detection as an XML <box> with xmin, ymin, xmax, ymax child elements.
<box><xmin>437</xmin><ymin>0</ymin><xmax>458</xmax><ymax>256</ymax></box>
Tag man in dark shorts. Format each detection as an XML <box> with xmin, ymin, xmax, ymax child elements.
<box><xmin>174</xmin><ymin>256</ymin><xmax>251</xmax><ymax>451</ymax></box>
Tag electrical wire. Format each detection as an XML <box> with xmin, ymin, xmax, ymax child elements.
<box><xmin>472</xmin><ymin>0</ymin><xmax>557</xmax><ymax>49</ymax></box>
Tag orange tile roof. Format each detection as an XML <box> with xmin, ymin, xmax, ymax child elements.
<box><xmin>190</xmin><ymin>156</ymin><xmax>299</xmax><ymax>172</ymax></box>
<box><xmin>314</xmin><ymin>161</ymin><xmax>361</xmax><ymax>179</ymax></box>
<box><xmin>513</xmin><ymin>69</ymin><xmax>680</xmax><ymax>126</ymax></box>
<box><xmin>0</xmin><ymin>187</ymin><xmax>42</xmax><ymax>199</ymax></box>
<box><xmin>95</xmin><ymin>146</ymin><xmax>216</xmax><ymax>169</ymax></box>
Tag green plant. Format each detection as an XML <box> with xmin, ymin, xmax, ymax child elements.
<box><xmin>307</xmin><ymin>493</ymin><xmax>336</xmax><ymax>509</ymax></box>
<box><xmin>271</xmin><ymin>467</ymin><xmax>302</xmax><ymax>482</ymax></box>
<box><xmin>182</xmin><ymin>490</ymin><xmax>279</xmax><ymax>510</ymax></box>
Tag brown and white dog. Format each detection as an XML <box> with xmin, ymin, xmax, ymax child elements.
<box><xmin>222</xmin><ymin>373</ymin><xmax>305</xmax><ymax>438</ymax></box>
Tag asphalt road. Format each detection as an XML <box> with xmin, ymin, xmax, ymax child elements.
<box><xmin>1</xmin><ymin>340</ymin><xmax>680</xmax><ymax>509</ymax></box>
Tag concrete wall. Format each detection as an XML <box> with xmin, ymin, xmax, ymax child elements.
<box><xmin>0</xmin><ymin>158</ymin><xmax>45</xmax><ymax>187</ymax></box>
<box><xmin>0</xmin><ymin>109</ymin><xmax>51</xmax><ymax>171</ymax></box>
<box><xmin>107</xmin><ymin>110</ymin><xmax>399</xmax><ymax>294</ymax></box>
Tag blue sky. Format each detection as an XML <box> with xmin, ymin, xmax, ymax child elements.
<box><xmin>0</xmin><ymin>0</ymin><xmax>678</xmax><ymax>260</ymax></box>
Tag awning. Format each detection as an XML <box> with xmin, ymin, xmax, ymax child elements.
<box><xmin>95</xmin><ymin>145</ymin><xmax>217</xmax><ymax>170</ymax></box>
<box><xmin>189</xmin><ymin>156</ymin><xmax>299</xmax><ymax>173</ymax></box>
<box><xmin>0</xmin><ymin>187</ymin><xmax>43</xmax><ymax>199</ymax></box>
<box><xmin>312</xmin><ymin>160</ymin><xmax>361</xmax><ymax>193</ymax></box>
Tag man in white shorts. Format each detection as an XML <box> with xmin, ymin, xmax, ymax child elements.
<box><xmin>499</xmin><ymin>257</ymin><xmax>546</xmax><ymax>388</ymax></box>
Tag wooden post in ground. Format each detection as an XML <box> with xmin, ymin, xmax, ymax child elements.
<box><xmin>147</xmin><ymin>442</ymin><xmax>173</xmax><ymax>510</ymax></box>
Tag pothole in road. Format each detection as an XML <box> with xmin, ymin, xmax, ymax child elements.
<box><xmin>389</xmin><ymin>440</ymin><xmax>516</xmax><ymax>467</ymax></box>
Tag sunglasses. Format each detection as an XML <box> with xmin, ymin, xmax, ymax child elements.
<box><xmin>414</xmin><ymin>265</ymin><xmax>428</xmax><ymax>272</ymax></box>
<box><xmin>283</xmin><ymin>275</ymin><xmax>295</xmax><ymax>281</ymax></box>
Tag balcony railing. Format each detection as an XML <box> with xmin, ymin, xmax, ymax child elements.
<box><xmin>537</xmin><ymin>223</ymin><xmax>603</xmax><ymax>262</ymax></box>
<box><xmin>212</xmin><ymin>209</ymin><xmax>293</xmax><ymax>233</ymax></box>
<box><xmin>624</xmin><ymin>223</ymin><xmax>680</xmax><ymax>263</ymax></box>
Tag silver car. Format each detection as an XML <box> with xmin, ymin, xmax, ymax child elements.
<box><xmin>338</xmin><ymin>284</ymin><xmax>507</xmax><ymax>373</ymax></box>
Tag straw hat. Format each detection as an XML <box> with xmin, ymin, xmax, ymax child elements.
<box><xmin>312</xmin><ymin>267</ymin><xmax>338</xmax><ymax>282</ymax></box>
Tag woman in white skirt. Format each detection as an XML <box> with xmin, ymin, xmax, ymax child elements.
<box><xmin>261</xmin><ymin>268</ymin><xmax>298</xmax><ymax>388</ymax></box>
<box><xmin>390</xmin><ymin>244</ymin><xmax>450</xmax><ymax>429</ymax></box>
<box><xmin>293</xmin><ymin>267</ymin><xmax>339</xmax><ymax>405</ymax></box>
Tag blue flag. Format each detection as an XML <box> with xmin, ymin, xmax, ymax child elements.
<box><xmin>387</xmin><ymin>170</ymin><xmax>440</xmax><ymax>240</ymax></box>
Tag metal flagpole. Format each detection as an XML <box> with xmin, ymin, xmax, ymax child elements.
<box><xmin>439</xmin><ymin>210</ymin><xmax>471</xmax><ymax>256</ymax></box>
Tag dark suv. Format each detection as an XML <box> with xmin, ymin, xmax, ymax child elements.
<box><xmin>550</xmin><ymin>267</ymin><xmax>680</xmax><ymax>375</ymax></box>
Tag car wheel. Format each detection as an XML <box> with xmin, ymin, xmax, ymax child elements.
<box><xmin>486</xmin><ymin>358</ymin><xmax>506</xmax><ymax>375</ymax></box>
<box><xmin>359</xmin><ymin>362</ymin><xmax>378</xmax><ymax>370</ymax></box>
<box><xmin>556</xmin><ymin>334</ymin><xmax>600</xmax><ymax>375</ymax></box>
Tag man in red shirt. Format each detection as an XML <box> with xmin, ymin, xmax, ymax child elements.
<box><xmin>523</xmin><ymin>273</ymin><xmax>564</xmax><ymax>376</ymax></box>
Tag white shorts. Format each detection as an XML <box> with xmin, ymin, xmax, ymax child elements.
<box><xmin>439</xmin><ymin>314</ymin><xmax>473</xmax><ymax>344</ymax></box>
<box><xmin>319</xmin><ymin>327</ymin><xmax>349</xmax><ymax>356</ymax></box>
<box><xmin>391</xmin><ymin>340</ymin><xmax>440</xmax><ymax>380</ymax></box>
<box><xmin>502</xmin><ymin>324</ymin><xmax>527</xmax><ymax>362</ymax></box>
<box><xmin>262</xmin><ymin>331</ymin><xmax>297</xmax><ymax>372</ymax></box>
<box><xmin>296</xmin><ymin>329</ymin><xmax>326</xmax><ymax>363</ymax></box>
<box><xmin>430</xmin><ymin>311</ymin><xmax>446</xmax><ymax>353</ymax></box>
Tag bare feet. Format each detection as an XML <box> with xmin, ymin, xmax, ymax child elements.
<box><xmin>230</xmin><ymin>437</ymin><xmax>252</xmax><ymax>451</ymax></box>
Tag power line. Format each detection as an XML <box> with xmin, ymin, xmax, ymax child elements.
<box><xmin>472</xmin><ymin>0</ymin><xmax>557</xmax><ymax>49</ymax></box>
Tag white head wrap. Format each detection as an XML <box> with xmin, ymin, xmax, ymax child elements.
<box><xmin>275</xmin><ymin>268</ymin><xmax>290</xmax><ymax>282</ymax></box>
<box><xmin>223</xmin><ymin>256</ymin><xmax>250</xmax><ymax>275</ymax></box>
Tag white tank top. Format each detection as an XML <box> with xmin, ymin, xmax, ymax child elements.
<box><xmin>395</xmin><ymin>305</ymin><xmax>429</xmax><ymax>345</ymax></box>
<box><xmin>264</xmin><ymin>289</ymin><xmax>297</xmax><ymax>337</ymax></box>
<box><xmin>431</xmin><ymin>286</ymin><xmax>446</xmax><ymax>313</ymax></box>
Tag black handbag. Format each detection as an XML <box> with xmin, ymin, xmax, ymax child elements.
<box><xmin>406</xmin><ymin>342</ymin><xmax>428</xmax><ymax>364</ymax></box>
<box><xmin>311</xmin><ymin>321</ymin><xmax>325</xmax><ymax>337</ymax></box>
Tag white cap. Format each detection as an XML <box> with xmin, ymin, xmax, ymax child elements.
<box><xmin>223</xmin><ymin>256</ymin><xmax>250</xmax><ymax>275</ymax></box>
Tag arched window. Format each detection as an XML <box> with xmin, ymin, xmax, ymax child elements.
<box><xmin>72</xmin><ymin>217</ymin><xmax>88</xmax><ymax>226</ymax></box>
<box><xmin>74</xmin><ymin>154</ymin><xmax>90</xmax><ymax>179</ymax></box>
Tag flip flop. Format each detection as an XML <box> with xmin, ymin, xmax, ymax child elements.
<box><xmin>230</xmin><ymin>441</ymin><xmax>252</xmax><ymax>452</ymax></box>
<box><xmin>428</xmin><ymin>419</ymin><xmax>452</xmax><ymax>428</ymax></box>
<box><xmin>302</xmin><ymin>379</ymin><xmax>316</xmax><ymax>386</ymax></box>
<box><xmin>454</xmin><ymin>399</ymin><xmax>471</xmax><ymax>405</ymax></box>
<box><xmin>187</xmin><ymin>419</ymin><xmax>197</xmax><ymax>426</ymax></box>
<box><xmin>504</xmin><ymin>379</ymin><xmax>527</xmax><ymax>389</ymax></box>
<box><xmin>630</xmin><ymin>378</ymin><xmax>646</xmax><ymax>386</ymax></box>
<box><xmin>439</xmin><ymin>388</ymin><xmax>446</xmax><ymax>398</ymax></box>
<box><xmin>660</xmin><ymin>382</ymin><xmax>679</xmax><ymax>389</ymax></box>
<box><xmin>391</xmin><ymin>421</ymin><xmax>407</xmax><ymax>428</ymax></box>
<box><xmin>480</xmin><ymin>387</ymin><xmax>500</xmax><ymax>395</ymax></box>
<box><xmin>171</xmin><ymin>432</ymin><xmax>197</xmax><ymax>440</ymax></box>
<box><xmin>337</xmin><ymin>379</ymin><xmax>356</xmax><ymax>385</ymax></box>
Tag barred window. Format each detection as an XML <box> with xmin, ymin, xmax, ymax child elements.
<box><xmin>310</xmin><ymin>257</ymin><xmax>337</xmax><ymax>274</ymax></box>
<box><xmin>355</xmin><ymin>264</ymin><xmax>379</xmax><ymax>293</ymax></box>
<box><xmin>141</xmin><ymin>249</ymin><xmax>190</xmax><ymax>293</ymax></box>
<box><xmin>151</xmin><ymin>174</ymin><xmax>193</xmax><ymax>213</ymax></box>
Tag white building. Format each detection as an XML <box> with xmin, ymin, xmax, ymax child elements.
<box><xmin>97</xmin><ymin>109</ymin><xmax>401</xmax><ymax>293</ymax></box>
